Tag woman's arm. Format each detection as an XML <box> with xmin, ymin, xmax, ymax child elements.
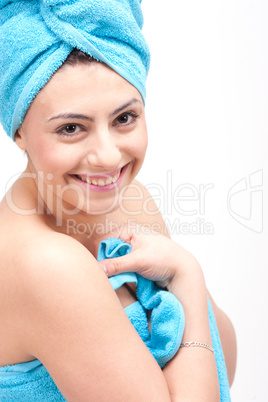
<box><xmin>114</xmin><ymin>180</ymin><xmax>237</xmax><ymax>387</ymax></box>
<box><xmin>16</xmin><ymin>233</ymin><xmax>171</xmax><ymax>401</ymax></box>
<box><xmin>163</xmin><ymin>257</ymin><xmax>220</xmax><ymax>401</ymax></box>
<box><xmin>99</xmin><ymin>227</ymin><xmax>221</xmax><ymax>400</ymax></box>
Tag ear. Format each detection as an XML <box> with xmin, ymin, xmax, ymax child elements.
<box><xmin>14</xmin><ymin>128</ymin><xmax>26</xmax><ymax>150</ymax></box>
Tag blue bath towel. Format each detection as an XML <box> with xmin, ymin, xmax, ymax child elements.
<box><xmin>0</xmin><ymin>238</ymin><xmax>231</xmax><ymax>401</ymax></box>
<box><xmin>0</xmin><ymin>360</ymin><xmax>66</xmax><ymax>401</ymax></box>
<box><xmin>0</xmin><ymin>0</ymin><xmax>150</xmax><ymax>140</ymax></box>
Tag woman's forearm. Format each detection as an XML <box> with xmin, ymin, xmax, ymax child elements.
<box><xmin>164</xmin><ymin>266</ymin><xmax>220</xmax><ymax>401</ymax></box>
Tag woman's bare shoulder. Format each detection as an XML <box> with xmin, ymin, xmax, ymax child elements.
<box><xmin>11</xmin><ymin>227</ymin><xmax>169</xmax><ymax>400</ymax></box>
<box><xmin>113</xmin><ymin>179</ymin><xmax>170</xmax><ymax>237</ymax></box>
<box><xmin>14</xmin><ymin>229</ymin><xmax>93</xmax><ymax>268</ymax></box>
<box><xmin>11</xmin><ymin>229</ymin><xmax>99</xmax><ymax>298</ymax></box>
<box><xmin>0</xmin><ymin>226</ymin><xmax>97</xmax><ymax>314</ymax></box>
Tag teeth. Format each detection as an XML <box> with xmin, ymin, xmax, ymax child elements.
<box><xmin>77</xmin><ymin>169</ymin><xmax>122</xmax><ymax>186</ymax></box>
<box><xmin>112</xmin><ymin>175</ymin><xmax>118</xmax><ymax>183</ymax></box>
<box><xmin>106</xmin><ymin>178</ymin><xmax>112</xmax><ymax>185</ymax></box>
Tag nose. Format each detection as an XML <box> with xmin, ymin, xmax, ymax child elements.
<box><xmin>85</xmin><ymin>128</ymin><xmax>121</xmax><ymax>170</ymax></box>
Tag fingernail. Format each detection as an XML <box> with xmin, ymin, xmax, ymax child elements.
<box><xmin>100</xmin><ymin>263</ymin><xmax>108</xmax><ymax>274</ymax></box>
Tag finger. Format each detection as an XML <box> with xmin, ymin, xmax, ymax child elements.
<box><xmin>98</xmin><ymin>252</ymin><xmax>141</xmax><ymax>277</ymax></box>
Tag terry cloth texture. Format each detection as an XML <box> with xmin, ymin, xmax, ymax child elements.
<box><xmin>0</xmin><ymin>360</ymin><xmax>66</xmax><ymax>401</ymax></box>
<box><xmin>0</xmin><ymin>238</ymin><xmax>231</xmax><ymax>401</ymax></box>
<box><xmin>0</xmin><ymin>0</ymin><xmax>150</xmax><ymax>140</ymax></box>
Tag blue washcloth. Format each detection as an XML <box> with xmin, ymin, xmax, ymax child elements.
<box><xmin>97</xmin><ymin>237</ymin><xmax>185</xmax><ymax>368</ymax></box>
<box><xmin>0</xmin><ymin>0</ymin><xmax>150</xmax><ymax>140</ymax></box>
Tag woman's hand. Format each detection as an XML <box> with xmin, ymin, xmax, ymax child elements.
<box><xmin>96</xmin><ymin>223</ymin><xmax>204</xmax><ymax>292</ymax></box>
<box><xmin>97</xmin><ymin>223</ymin><xmax>220</xmax><ymax>400</ymax></box>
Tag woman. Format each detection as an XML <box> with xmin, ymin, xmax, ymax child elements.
<box><xmin>0</xmin><ymin>1</ymin><xmax>236</xmax><ymax>401</ymax></box>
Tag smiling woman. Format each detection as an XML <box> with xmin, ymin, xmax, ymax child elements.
<box><xmin>15</xmin><ymin>59</ymin><xmax>147</xmax><ymax>217</ymax></box>
<box><xmin>0</xmin><ymin>1</ymin><xmax>236</xmax><ymax>401</ymax></box>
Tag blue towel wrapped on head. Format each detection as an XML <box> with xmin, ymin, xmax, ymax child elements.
<box><xmin>0</xmin><ymin>0</ymin><xmax>150</xmax><ymax>139</ymax></box>
<box><xmin>0</xmin><ymin>238</ymin><xmax>231</xmax><ymax>401</ymax></box>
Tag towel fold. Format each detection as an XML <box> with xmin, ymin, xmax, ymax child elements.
<box><xmin>0</xmin><ymin>0</ymin><xmax>150</xmax><ymax>139</ymax></box>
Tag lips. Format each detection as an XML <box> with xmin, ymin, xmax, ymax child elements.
<box><xmin>70</xmin><ymin>163</ymin><xmax>129</xmax><ymax>192</ymax></box>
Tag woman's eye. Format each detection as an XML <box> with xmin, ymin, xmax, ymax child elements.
<box><xmin>65</xmin><ymin>124</ymin><xmax>77</xmax><ymax>133</ymax></box>
<box><xmin>56</xmin><ymin>124</ymin><xmax>80</xmax><ymax>136</ymax></box>
<box><xmin>115</xmin><ymin>112</ymin><xmax>139</xmax><ymax>126</ymax></box>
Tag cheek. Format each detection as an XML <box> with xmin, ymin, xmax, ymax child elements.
<box><xmin>130</xmin><ymin>127</ymin><xmax>148</xmax><ymax>159</ymax></box>
<box><xmin>138</xmin><ymin>135</ymin><xmax>148</xmax><ymax>160</ymax></box>
<box><xmin>26</xmin><ymin>138</ymin><xmax>77</xmax><ymax>174</ymax></box>
<box><xmin>136</xmin><ymin>138</ymin><xmax>148</xmax><ymax>160</ymax></box>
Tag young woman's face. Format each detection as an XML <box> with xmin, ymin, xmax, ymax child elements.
<box><xmin>17</xmin><ymin>62</ymin><xmax>148</xmax><ymax>218</ymax></box>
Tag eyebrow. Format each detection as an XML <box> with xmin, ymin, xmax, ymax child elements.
<box><xmin>108</xmin><ymin>98</ymin><xmax>142</xmax><ymax>118</ymax></box>
<box><xmin>48</xmin><ymin>113</ymin><xmax>93</xmax><ymax>122</ymax></box>
<box><xmin>47</xmin><ymin>98</ymin><xmax>142</xmax><ymax>122</ymax></box>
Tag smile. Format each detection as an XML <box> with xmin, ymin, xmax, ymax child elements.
<box><xmin>77</xmin><ymin>170</ymin><xmax>121</xmax><ymax>186</ymax></box>
<box><xmin>70</xmin><ymin>163</ymin><xmax>129</xmax><ymax>192</ymax></box>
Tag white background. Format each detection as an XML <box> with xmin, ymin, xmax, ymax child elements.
<box><xmin>0</xmin><ymin>1</ymin><xmax>267</xmax><ymax>401</ymax></box>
